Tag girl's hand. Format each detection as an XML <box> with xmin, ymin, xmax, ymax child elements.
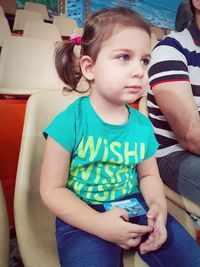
<box><xmin>97</xmin><ymin>207</ymin><xmax>153</xmax><ymax>249</ymax></box>
<box><xmin>139</xmin><ymin>204</ymin><xmax>167</xmax><ymax>253</ymax></box>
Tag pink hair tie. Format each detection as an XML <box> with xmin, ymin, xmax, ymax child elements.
<box><xmin>70</xmin><ymin>35</ymin><xmax>82</xmax><ymax>46</ymax></box>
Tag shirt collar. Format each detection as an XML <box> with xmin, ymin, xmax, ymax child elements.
<box><xmin>188</xmin><ymin>20</ymin><xmax>200</xmax><ymax>46</ymax></box>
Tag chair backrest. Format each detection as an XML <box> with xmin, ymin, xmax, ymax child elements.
<box><xmin>139</xmin><ymin>95</ymin><xmax>200</xmax><ymax>218</ymax></box>
<box><xmin>0</xmin><ymin>36</ymin><xmax>64</xmax><ymax>96</ymax></box>
<box><xmin>0</xmin><ymin>180</ymin><xmax>10</xmax><ymax>267</ymax></box>
<box><xmin>14</xmin><ymin>90</ymin><xmax>88</xmax><ymax>267</ymax></box>
<box><xmin>13</xmin><ymin>9</ymin><xmax>43</xmax><ymax>32</ymax></box>
<box><xmin>24</xmin><ymin>2</ymin><xmax>49</xmax><ymax>20</ymax></box>
<box><xmin>151</xmin><ymin>32</ymin><xmax>158</xmax><ymax>51</ymax></box>
<box><xmin>0</xmin><ymin>16</ymin><xmax>11</xmax><ymax>47</ymax></box>
<box><xmin>53</xmin><ymin>15</ymin><xmax>77</xmax><ymax>37</ymax></box>
<box><xmin>150</xmin><ymin>26</ymin><xmax>164</xmax><ymax>41</ymax></box>
<box><xmin>23</xmin><ymin>21</ymin><xmax>62</xmax><ymax>44</ymax></box>
<box><xmin>0</xmin><ymin>5</ymin><xmax>5</xmax><ymax>17</ymax></box>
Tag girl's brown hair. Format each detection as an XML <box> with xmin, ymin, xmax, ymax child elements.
<box><xmin>55</xmin><ymin>7</ymin><xmax>150</xmax><ymax>92</ymax></box>
<box><xmin>189</xmin><ymin>0</ymin><xmax>195</xmax><ymax>16</ymax></box>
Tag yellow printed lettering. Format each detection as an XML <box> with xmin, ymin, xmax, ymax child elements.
<box><xmin>78</xmin><ymin>136</ymin><xmax>102</xmax><ymax>161</ymax></box>
<box><xmin>94</xmin><ymin>185</ymin><xmax>108</xmax><ymax>201</ymax></box>
<box><xmin>73</xmin><ymin>181</ymin><xmax>84</xmax><ymax>193</ymax></box>
<box><xmin>79</xmin><ymin>164</ymin><xmax>94</xmax><ymax>181</ymax></box>
<box><xmin>70</xmin><ymin>159</ymin><xmax>79</xmax><ymax>177</ymax></box>
<box><xmin>102</xmin><ymin>139</ymin><xmax>108</xmax><ymax>161</ymax></box>
<box><xmin>140</xmin><ymin>143</ymin><xmax>145</xmax><ymax>160</ymax></box>
<box><xmin>86</xmin><ymin>185</ymin><xmax>93</xmax><ymax>199</ymax></box>
<box><xmin>93</xmin><ymin>163</ymin><xmax>102</xmax><ymax>184</ymax></box>
<box><xmin>110</xmin><ymin>142</ymin><xmax>123</xmax><ymax>164</ymax></box>
<box><xmin>124</xmin><ymin>142</ymin><xmax>138</xmax><ymax>164</ymax></box>
<box><xmin>104</xmin><ymin>164</ymin><xmax>116</xmax><ymax>183</ymax></box>
<box><xmin>115</xmin><ymin>166</ymin><xmax>128</xmax><ymax>183</ymax></box>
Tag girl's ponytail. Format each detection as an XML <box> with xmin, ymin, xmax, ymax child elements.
<box><xmin>55</xmin><ymin>41</ymin><xmax>82</xmax><ymax>92</ymax></box>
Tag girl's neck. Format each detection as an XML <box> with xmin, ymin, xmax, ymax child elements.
<box><xmin>89</xmin><ymin>92</ymin><xmax>129</xmax><ymax>125</ymax></box>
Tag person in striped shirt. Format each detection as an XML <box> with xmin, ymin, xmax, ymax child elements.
<box><xmin>147</xmin><ymin>0</ymin><xmax>200</xmax><ymax>206</ymax></box>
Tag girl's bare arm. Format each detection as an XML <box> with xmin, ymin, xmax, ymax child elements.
<box><xmin>137</xmin><ymin>156</ymin><xmax>167</xmax><ymax>222</ymax></box>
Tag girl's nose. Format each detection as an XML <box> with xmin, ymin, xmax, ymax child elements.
<box><xmin>131</xmin><ymin>62</ymin><xmax>144</xmax><ymax>78</ymax></box>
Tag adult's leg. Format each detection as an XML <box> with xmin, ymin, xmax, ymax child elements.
<box><xmin>157</xmin><ymin>151</ymin><xmax>200</xmax><ymax>206</ymax></box>
<box><xmin>55</xmin><ymin>217</ymin><xmax>123</xmax><ymax>267</ymax></box>
<box><xmin>137</xmin><ymin>214</ymin><xmax>200</xmax><ymax>267</ymax></box>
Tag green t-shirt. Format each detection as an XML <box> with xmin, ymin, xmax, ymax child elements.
<box><xmin>44</xmin><ymin>96</ymin><xmax>158</xmax><ymax>204</ymax></box>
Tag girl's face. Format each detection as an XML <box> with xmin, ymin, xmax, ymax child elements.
<box><xmin>84</xmin><ymin>27</ymin><xmax>151</xmax><ymax>106</ymax></box>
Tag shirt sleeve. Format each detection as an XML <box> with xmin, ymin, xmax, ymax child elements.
<box><xmin>148</xmin><ymin>36</ymin><xmax>190</xmax><ymax>88</ymax></box>
<box><xmin>43</xmin><ymin>108</ymin><xmax>75</xmax><ymax>152</ymax></box>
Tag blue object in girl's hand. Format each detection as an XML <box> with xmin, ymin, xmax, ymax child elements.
<box><xmin>103</xmin><ymin>198</ymin><xmax>146</xmax><ymax>218</ymax></box>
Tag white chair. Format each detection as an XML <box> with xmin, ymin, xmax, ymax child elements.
<box><xmin>53</xmin><ymin>15</ymin><xmax>78</xmax><ymax>37</ymax></box>
<box><xmin>139</xmin><ymin>95</ymin><xmax>200</xmax><ymax>218</ymax></box>
<box><xmin>0</xmin><ymin>36</ymin><xmax>64</xmax><ymax>97</ymax></box>
<box><xmin>150</xmin><ymin>26</ymin><xmax>164</xmax><ymax>41</ymax></box>
<box><xmin>151</xmin><ymin>32</ymin><xmax>158</xmax><ymax>50</ymax></box>
<box><xmin>0</xmin><ymin>180</ymin><xmax>10</xmax><ymax>267</ymax></box>
<box><xmin>0</xmin><ymin>16</ymin><xmax>11</xmax><ymax>48</ymax></box>
<box><xmin>24</xmin><ymin>2</ymin><xmax>49</xmax><ymax>20</ymax></box>
<box><xmin>0</xmin><ymin>5</ymin><xmax>5</xmax><ymax>17</ymax></box>
<box><xmin>13</xmin><ymin>9</ymin><xmax>43</xmax><ymax>32</ymax></box>
<box><xmin>24</xmin><ymin>21</ymin><xmax>62</xmax><ymax>44</ymax></box>
<box><xmin>14</xmin><ymin>90</ymin><xmax>196</xmax><ymax>267</ymax></box>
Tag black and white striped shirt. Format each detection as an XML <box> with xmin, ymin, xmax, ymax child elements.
<box><xmin>147</xmin><ymin>22</ymin><xmax>200</xmax><ymax>158</ymax></box>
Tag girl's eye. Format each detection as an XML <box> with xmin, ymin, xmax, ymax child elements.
<box><xmin>141</xmin><ymin>58</ymin><xmax>150</xmax><ymax>66</ymax></box>
<box><xmin>117</xmin><ymin>54</ymin><xmax>130</xmax><ymax>61</ymax></box>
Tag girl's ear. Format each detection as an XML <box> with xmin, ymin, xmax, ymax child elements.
<box><xmin>80</xmin><ymin>55</ymin><xmax>94</xmax><ymax>81</ymax></box>
<box><xmin>193</xmin><ymin>0</ymin><xmax>200</xmax><ymax>10</ymax></box>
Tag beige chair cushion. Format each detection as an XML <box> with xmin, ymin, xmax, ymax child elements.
<box><xmin>0</xmin><ymin>16</ymin><xmax>11</xmax><ymax>47</ymax></box>
<box><xmin>53</xmin><ymin>15</ymin><xmax>78</xmax><ymax>36</ymax></box>
<box><xmin>24</xmin><ymin>21</ymin><xmax>62</xmax><ymax>44</ymax></box>
<box><xmin>13</xmin><ymin>9</ymin><xmax>43</xmax><ymax>32</ymax></box>
<box><xmin>151</xmin><ymin>32</ymin><xmax>158</xmax><ymax>51</ymax></box>
<box><xmin>150</xmin><ymin>26</ymin><xmax>164</xmax><ymax>41</ymax></box>
<box><xmin>24</xmin><ymin>2</ymin><xmax>49</xmax><ymax>20</ymax></box>
<box><xmin>15</xmin><ymin>90</ymin><xmax>196</xmax><ymax>267</ymax></box>
<box><xmin>0</xmin><ymin>5</ymin><xmax>5</xmax><ymax>17</ymax></box>
<box><xmin>0</xmin><ymin>36</ymin><xmax>65</xmax><ymax>96</ymax></box>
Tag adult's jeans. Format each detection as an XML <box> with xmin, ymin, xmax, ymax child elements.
<box><xmin>56</xmin><ymin>193</ymin><xmax>200</xmax><ymax>267</ymax></box>
<box><xmin>157</xmin><ymin>151</ymin><xmax>200</xmax><ymax>206</ymax></box>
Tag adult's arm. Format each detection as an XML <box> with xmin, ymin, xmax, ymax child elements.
<box><xmin>152</xmin><ymin>80</ymin><xmax>200</xmax><ymax>155</ymax></box>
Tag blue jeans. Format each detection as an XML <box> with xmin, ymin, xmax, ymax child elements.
<box><xmin>157</xmin><ymin>151</ymin><xmax>200</xmax><ymax>206</ymax></box>
<box><xmin>56</xmin><ymin>193</ymin><xmax>200</xmax><ymax>267</ymax></box>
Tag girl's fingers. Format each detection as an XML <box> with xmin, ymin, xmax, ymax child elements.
<box><xmin>129</xmin><ymin>224</ymin><xmax>153</xmax><ymax>234</ymax></box>
<box><xmin>140</xmin><ymin>228</ymin><xmax>167</xmax><ymax>253</ymax></box>
<box><xmin>147</xmin><ymin>217</ymin><xmax>154</xmax><ymax>228</ymax></box>
<box><xmin>127</xmin><ymin>236</ymin><xmax>142</xmax><ymax>247</ymax></box>
<box><xmin>130</xmin><ymin>232</ymin><xmax>143</xmax><ymax>238</ymax></box>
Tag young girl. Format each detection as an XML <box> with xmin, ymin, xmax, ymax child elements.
<box><xmin>40</xmin><ymin>7</ymin><xmax>200</xmax><ymax>267</ymax></box>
